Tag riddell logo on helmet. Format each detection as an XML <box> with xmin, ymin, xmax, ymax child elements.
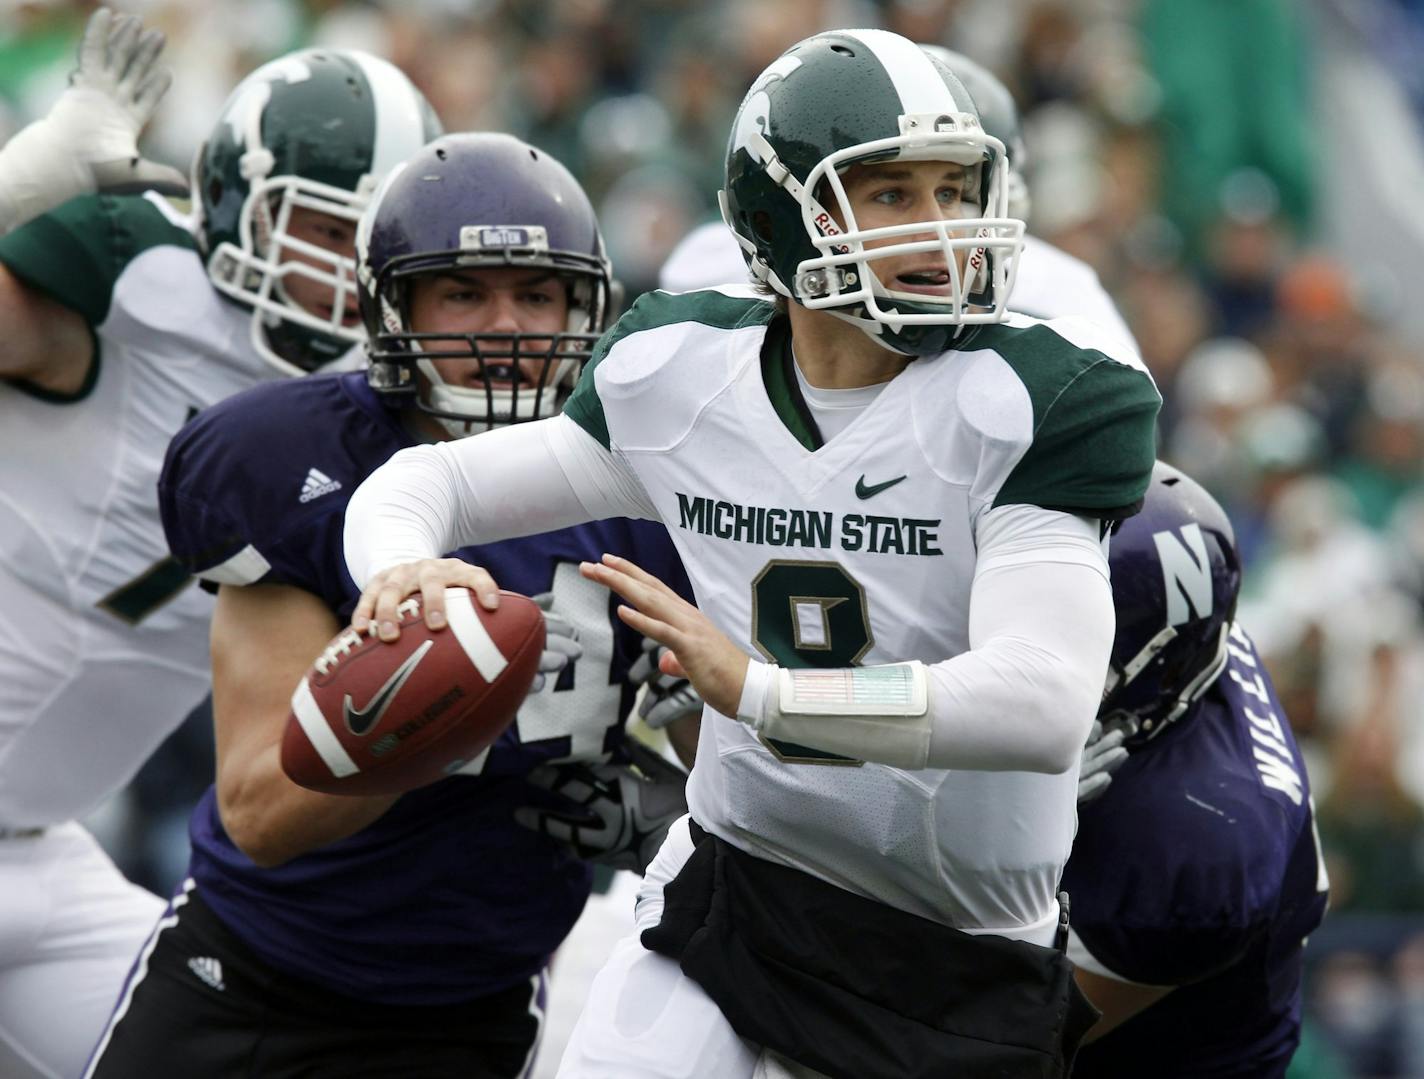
<box><xmin>812</xmin><ymin>212</ymin><xmax>850</xmax><ymax>256</ymax></box>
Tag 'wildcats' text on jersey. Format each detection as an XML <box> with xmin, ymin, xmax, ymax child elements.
<box><xmin>160</xmin><ymin>371</ymin><xmax>691</xmax><ymax>1004</ymax></box>
<box><xmin>561</xmin><ymin>285</ymin><xmax>1160</xmax><ymax>938</ymax></box>
<box><xmin>1063</xmin><ymin>624</ymin><xmax>1329</xmax><ymax>1078</ymax></box>
<box><xmin>0</xmin><ymin>193</ymin><xmax>278</xmax><ymax>827</ymax></box>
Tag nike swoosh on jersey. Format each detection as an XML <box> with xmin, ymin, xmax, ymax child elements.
<box><xmin>854</xmin><ymin>474</ymin><xmax>907</xmax><ymax>499</ymax></box>
<box><xmin>343</xmin><ymin>639</ymin><xmax>434</xmax><ymax>736</ymax></box>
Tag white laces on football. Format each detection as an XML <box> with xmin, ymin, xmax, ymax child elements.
<box><xmin>313</xmin><ymin>597</ymin><xmax>419</xmax><ymax>675</ymax></box>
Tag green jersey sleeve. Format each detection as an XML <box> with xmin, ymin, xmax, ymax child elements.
<box><xmin>0</xmin><ymin>193</ymin><xmax>194</xmax><ymax>327</ymax></box>
<box><xmin>990</xmin><ymin>327</ymin><xmax>1161</xmax><ymax>519</ymax></box>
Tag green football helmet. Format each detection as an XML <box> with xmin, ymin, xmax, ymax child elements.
<box><xmin>920</xmin><ymin>45</ymin><xmax>1030</xmax><ymax>222</ymax></box>
<box><xmin>721</xmin><ymin>29</ymin><xmax>1024</xmax><ymax>356</ymax></box>
<box><xmin>194</xmin><ymin>49</ymin><xmax>443</xmax><ymax>375</ymax></box>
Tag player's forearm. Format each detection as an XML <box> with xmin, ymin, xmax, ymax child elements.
<box><xmin>218</xmin><ymin>752</ymin><xmax>398</xmax><ymax>867</ymax></box>
<box><xmin>924</xmin><ymin>509</ymin><xmax>1112</xmax><ymax>770</ymax></box>
<box><xmin>210</xmin><ymin>582</ymin><xmax>399</xmax><ymax>865</ymax></box>
<box><xmin>736</xmin><ymin>559</ymin><xmax>1112</xmax><ymax>773</ymax></box>
<box><xmin>922</xmin><ymin>615</ymin><xmax>1106</xmax><ymax>771</ymax></box>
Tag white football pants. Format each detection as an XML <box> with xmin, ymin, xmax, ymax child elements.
<box><xmin>554</xmin><ymin>816</ymin><xmax>828</xmax><ymax>1079</ymax></box>
<box><xmin>0</xmin><ymin>823</ymin><xmax>163</xmax><ymax>1079</ymax></box>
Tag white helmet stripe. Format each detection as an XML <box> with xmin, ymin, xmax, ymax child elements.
<box><xmin>349</xmin><ymin>52</ymin><xmax>431</xmax><ymax>176</ymax></box>
<box><xmin>842</xmin><ymin>28</ymin><xmax>964</xmax><ymax>115</ymax></box>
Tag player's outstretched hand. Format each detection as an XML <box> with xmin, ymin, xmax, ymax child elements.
<box><xmin>0</xmin><ymin>8</ymin><xmax>187</xmax><ymax>233</ymax></box>
<box><xmin>580</xmin><ymin>553</ymin><xmax>748</xmax><ymax>719</ymax></box>
<box><xmin>353</xmin><ymin>558</ymin><xmax>501</xmax><ymax>642</ymax></box>
<box><xmin>515</xmin><ymin>739</ymin><xmax>689</xmax><ymax>874</ymax></box>
<box><xmin>627</xmin><ymin>636</ymin><xmax>704</xmax><ymax>730</ymax></box>
<box><xmin>1077</xmin><ymin>719</ymin><xmax>1131</xmax><ymax>804</ymax></box>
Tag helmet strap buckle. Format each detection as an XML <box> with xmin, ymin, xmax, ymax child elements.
<box><xmin>795</xmin><ymin>266</ymin><xmax>857</xmax><ymax>300</ymax></box>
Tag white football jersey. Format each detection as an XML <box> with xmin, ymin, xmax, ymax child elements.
<box><xmin>1009</xmin><ymin>234</ymin><xmax>1138</xmax><ymax>354</ymax></box>
<box><xmin>0</xmin><ymin>193</ymin><xmax>275</xmax><ymax>826</ymax></box>
<box><xmin>563</xmin><ymin>286</ymin><xmax>1159</xmax><ymax>934</ymax></box>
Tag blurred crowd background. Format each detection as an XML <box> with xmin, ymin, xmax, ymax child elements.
<box><xmin>6</xmin><ymin>0</ymin><xmax>1424</xmax><ymax>1074</ymax></box>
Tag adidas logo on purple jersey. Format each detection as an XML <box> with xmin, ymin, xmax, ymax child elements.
<box><xmin>299</xmin><ymin>467</ymin><xmax>342</xmax><ymax>503</ymax></box>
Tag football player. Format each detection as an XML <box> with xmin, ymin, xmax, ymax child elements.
<box><xmin>86</xmin><ymin>132</ymin><xmax>697</xmax><ymax>1078</ymax></box>
<box><xmin>0</xmin><ymin>12</ymin><xmax>438</xmax><ymax>1077</ymax></box>
<box><xmin>659</xmin><ymin>46</ymin><xmax>1137</xmax><ymax>355</ymax></box>
<box><xmin>1063</xmin><ymin>462</ymin><xmax>1330</xmax><ymax>1076</ymax></box>
<box><xmin>345</xmin><ymin>30</ymin><xmax>1159</xmax><ymax>1078</ymax></box>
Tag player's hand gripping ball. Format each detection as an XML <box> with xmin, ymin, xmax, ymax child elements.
<box><xmin>282</xmin><ymin>588</ymin><xmax>544</xmax><ymax>796</ymax></box>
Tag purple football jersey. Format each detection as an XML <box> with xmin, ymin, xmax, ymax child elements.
<box><xmin>1062</xmin><ymin>624</ymin><xmax>1328</xmax><ymax>1077</ymax></box>
<box><xmin>160</xmin><ymin>372</ymin><xmax>690</xmax><ymax>1004</ymax></box>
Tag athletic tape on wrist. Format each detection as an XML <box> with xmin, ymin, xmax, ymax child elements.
<box><xmin>740</xmin><ymin>660</ymin><xmax>934</xmax><ymax>769</ymax></box>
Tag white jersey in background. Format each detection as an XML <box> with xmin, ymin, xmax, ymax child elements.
<box><xmin>1010</xmin><ymin>234</ymin><xmax>1137</xmax><ymax>353</ymax></box>
<box><xmin>0</xmin><ymin>190</ymin><xmax>281</xmax><ymax>1079</ymax></box>
<box><xmin>657</xmin><ymin>220</ymin><xmax>1139</xmax><ymax>352</ymax></box>
<box><xmin>0</xmin><ymin>192</ymin><xmax>271</xmax><ymax>828</ymax></box>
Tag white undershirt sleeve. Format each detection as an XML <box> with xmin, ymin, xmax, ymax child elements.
<box><xmin>344</xmin><ymin>414</ymin><xmax>656</xmax><ymax>586</ymax></box>
<box><xmin>739</xmin><ymin>505</ymin><xmax>1114</xmax><ymax>774</ymax></box>
<box><xmin>921</xmin><ymin>546</ymin><xmax>1111</xmax><ymax>772</ymax></box>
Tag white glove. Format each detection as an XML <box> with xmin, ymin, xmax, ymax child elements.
<box><xmin>627</xmin><ymin>636</ymin><xmax>703</xmax><ymax>730</ymax></box>
<box><xmin>514</xmin><ymin>739</ymin><xmax>689</xmax><ymax>875</ymax></box>
<box><xmin>528</xmin><ymin>592</ymin><xmax>582</xmax><ymax>694</ymax></box>
<box><xmin>0</xmin><ymin>8</ymin><xmax>187</xmax><ymax>234</ymax></box>
<box><xmin>1077</xmin><ymin>719</ymin><xmax>1132</xmax><ymax>804</ymax></box>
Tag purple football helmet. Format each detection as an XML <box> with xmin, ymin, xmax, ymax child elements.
<box><xmin>356</xmin><ymin>132</ymin><xmax>614</xmax><ymax>435</ymax></box>
<box><xmin>1101</xmin><ymin>461</ymin><xmax>1242</xmax><ymax>742</ymax></box>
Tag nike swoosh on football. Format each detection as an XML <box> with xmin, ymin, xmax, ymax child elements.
<box><xmin>854</xmin><ymin>474</ymin><xmax>907</xmax><ymax>499</ymax></box>
<box><xmin>343</xmin><ymin>639</ymin><xmax>434</xmax><ymax>736</ymax></box>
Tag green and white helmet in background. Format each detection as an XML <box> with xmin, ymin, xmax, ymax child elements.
<box><xmin>920</xmin><ymin>45</ymin><xmax>1030</xmax><ymax>223</ymax></box>
<box><xmin>195</xmin><ymin>49</ymin><xmax>443</xmax><ymax>375</ymax></box>
<box><xmin>720</xmin><ymin>28</ymin><xmax>1024</xmax><ymax>356</ymax></box>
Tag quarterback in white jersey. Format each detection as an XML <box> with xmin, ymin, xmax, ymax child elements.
<box><xmin>347</xmin><ymin>30</ymin><xmax>1157</xmax><ymax>1078</ymax></box>
<box><xmin>0</xmin><ymin>16</ymin><xmax>438</xmax><ymax>1076</ymax></box>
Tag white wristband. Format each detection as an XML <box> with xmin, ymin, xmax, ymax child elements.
<box><xmin>735</xmin><ymin>659</ymin><xmax>777</xmax><ymax>728</ymax></box>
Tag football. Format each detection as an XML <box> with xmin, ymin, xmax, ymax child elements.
<box><xmin>282</xmin><ymin>588</ymin><xmax>545</xmax><ymax>796</ymax></box>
